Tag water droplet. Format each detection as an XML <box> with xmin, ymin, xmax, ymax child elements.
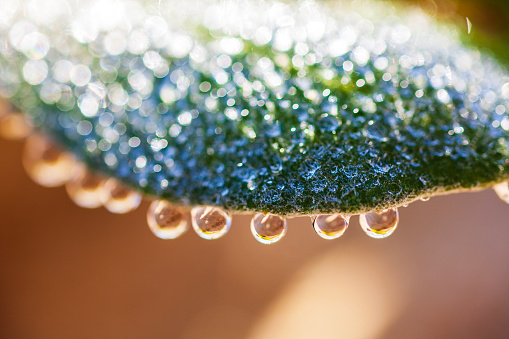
<box><xmin>250</xmin><ymin>213</ymin><xmax>287</xmax><ymax>244</ymax></box>
<box><xmin>317</xmin><ymin>116</ymin><xmax>339</xmax><ymax>132</ymax></box>
<box><xmin>101</xmin><ymin>178</ymin><xmax>141</xmax><ymax>214</ymax></box>
<box><xmin>147</xmin><ymin>200</ymin><xmax>188</xmax><ymax>239</ymax></box>
<box><xmin>359</xmin><ymin>208</ymin><xmax>399</xmax><ymax>239</ymax></box>
<box><xmin>191</xmin><ymin>206</ymin><xmax>231</xmax><ymax>240</ymax></box>
<box><xmin>20</xmin><ymin>32</ymin><xmax>50</xmax><ymax>60</ymax></box>
<box><xmin>65</xmin><ymin>165</ymin><xmax>105</xmax><ymax>208</ymax></box>
<box><xmin>313</xmin><ymin>214</ymin><xmax>349</xmax><ymax>240</ymax></box>
<box><xmin>420</xmin><ymin>196</ymin><xmax>430</xmax><ymax>202</ymax></box>
<box><xmin>22</xmin><ymin>134</ymin><xmax>75</xmax><ymax>187</ymax></box>
<box><xmin>299</xmin><ymin>158</ymin><xmax>321</xmax><ymax>180</ymax></box>
<box><xmin>493</xmin><ymin>182</ymin><xmax>509</xmax><ymax>204</ymax></box>
<box><xmin>23</xmin><ymin>59</ymin><xmax>48</xmax><ymax>85</ymax></box>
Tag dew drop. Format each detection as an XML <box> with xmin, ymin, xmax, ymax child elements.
<box><xmin>191</xmin><ymin>206</ymin><xmax>231</xmax><ymax>240</ymax></box>
<box><xmin>20</xmin><ymin>32</ymin><xmax>50</xmax><ymax>60</ymax></box>
<box><xmin>147</xmin><ymin>200</ymin><xmax>188</xmax><ymax>239</ymax></box>
<box><xmin>313</xmin><ymin>214</ymin><xmax>349</xmax><ymax>240</ymax></box>
<box><xmin>65</xmin><ymin>165</ymin><xmax>105</xmax><ymax>208</ymax></box>
<box><xmin>493</xmin><ymin>182</ymin><xmax>509</xmax><ymax>204</ymax></box>
<box><xmin>250</xmin><ymin>213</ymin><xmax>287</xmax><ymax>244</ymax></box>
<box><xmin>299</xmin><ymin>158</ymin><xmax>321</xmax><ymax>180</ymax></box>
<box><xmin>359</xmin><ymin>208</ymin><xmax>399</xmax><ymax>239</ymax></box>
<box><xmin>101</xmin><ymin>178</ymin><xmax>141</xmax><ymax>214</ymax></box>
<box><xmin>22</xmin><ymin>134</ymin><xmax>75</xmax><ymax>187</ymax></box>
<box><xmin>23</xmin><ymin>59</ymin><xmax>48</xmax><ymax>85</ymax></box>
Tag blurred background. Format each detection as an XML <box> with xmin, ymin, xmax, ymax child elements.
<box><xmin>2</xmin><ymin>0</ymin><xmax>509</xmax><ymax>338</ymax></box>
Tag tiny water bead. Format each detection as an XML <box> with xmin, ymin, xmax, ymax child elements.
<box><xmin>313</xmin><ymin>214</ymin><xmax>349</xmax><ymax>240</ymax></box>
<box><xmin>250</xmin><ymin>213</ymin><xmax>287</xmax><ymax>244</ymax></box>
<box><xmin>100</xmin><ymin>178</ymin><xmax>142</xmax><ymax>214</ymax></box>
<box><xmin>22</xmin><ymin>134</ymin><xmax>76</xmax><ymax>187</ymax></box>
<box><xmin>147</xmin><ymin>200</ymin><xmax>189</xmax><ymax>239</ymax></box>
<box><xmin>493</xmin><ymin>182</ymin><xmax>509</xmax><ymax>204</ymax></box>
<box><xmin>65</xmin><ymin>165</ymin><xmax>105</xmax><ymax>209</ymax></box>
<box><xmin>191</xmin><ymin>206</ymin><xmax>232</xmax><ymax>240</ymax></box>
<box><xmin>359</xmin><ymin>208</ymin><xmax>399</xmax><ymax>239</ymax></box>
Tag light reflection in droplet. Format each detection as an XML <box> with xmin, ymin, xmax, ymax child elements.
<box><xmin>147</xmin><ymin>200</ymin><xmax>188</xmax><ymax>239</ymax></box>
<box><xmin>359</xmin><ymin>208</ymin><xmax>399</xmax><ymax>239</ymax></box>
<box><xmin>251</xmin><ymin>213</ymin><xmax>287</xmax><ymax>244</ymax></box>
<box><xmin>191</xmin><ymin>206</ymin><xmax>231</xmax><ymax>240</ymax></box>
<box><xmin>313</xmin><ymin>214</ymin><xmax>349</xmax><ymax>240</ymax></box>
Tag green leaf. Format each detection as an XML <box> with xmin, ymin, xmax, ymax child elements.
<box><xmin>1</xmin><ymin>0</ymin><xmax>509</xmax><ymax>215</ymax></box>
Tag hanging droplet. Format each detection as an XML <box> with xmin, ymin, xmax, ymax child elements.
<box><xmin>191</xmin><ymin>206</ymin><xmax>232</xmax><ymax>240</ymax></box>
<box><xmin>313</xmin><ymin>214</ymin><xmax>349</xmax><ymax>240</ymax></box>
<box><xmin>65</xmin><ymin>165</ymin><xmax>105</xmax><ymax>208</ymax></box>
<box><xmin>0</xmin><ymin>113</ymin><xmax>32</xmax><ymax>140</ymax></box>
<box><xmin>359</xmin><ymin>208</ymin><xmax>399</xmax><ymax>239</ymax></box>
<box><xmin>101</xmin><ymin>178</ymin><xmax>142</xmax><ymax>214</ymax></box>
<box><xmin>147</xmin><ymin>200</ymin><xmax>188</xmax><ymax>239</ymax></box>
<box><xmin>493</xmin><ymin>182</ymin><xmax>509</xmax><ymax>204</ymax></box>
<box><xmin>251</xmin><ymin>213</ymin><xmax>287</xmax><ymax>244</ymax></box>
<box><xmin>420</xmin><ymin>196</ymin><xmax>430</xmax><ymax>202</ymax></box>
<box><xmin>22</xmin><ymin>134</ymin><xmax>76</xmax><ymax>187</ymax></box>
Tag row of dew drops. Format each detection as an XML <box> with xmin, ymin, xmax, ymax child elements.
<box><xmin>2</xmin><ymin>104</ymin><xmax>509</xmax><ymax>244</ymax></box>
<box><xmin>19</xmin><ymin>129</ymin><xmax>400</xmax><ymax>243</ymax></box>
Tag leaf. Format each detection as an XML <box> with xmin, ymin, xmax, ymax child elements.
<box><xmin>1</xmin><ymin>0</ymin><xmax>508</xmax><ymax>216</ymax></box>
